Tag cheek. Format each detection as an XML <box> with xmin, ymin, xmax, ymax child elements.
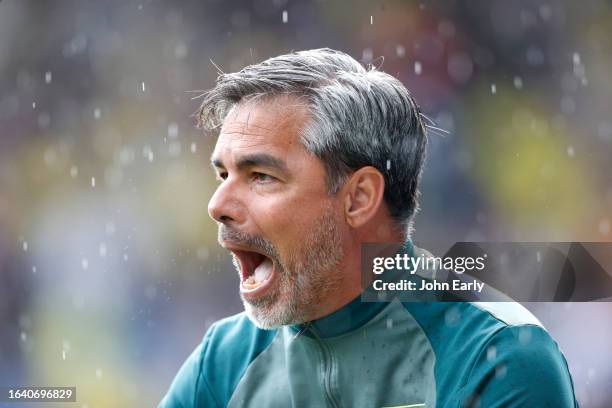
<box><xmin>251</xmin><ymin>197</ymin><xmax>330</xmax><ymax>241</ymax></box>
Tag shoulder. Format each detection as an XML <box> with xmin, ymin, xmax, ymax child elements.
<box><xmin>401</xmin><ymin>301</ymin><xmax>576</xmax><ymax>407</ymax></box>
<box><xmin>159</xmin><ymin>313</ymin><xmax>278</xmax><ymax>408</ymax></box>
<box><xmin>459</xmin><ymin>322</ymin><xmax>577</xmax><ymax>407</ymax></box>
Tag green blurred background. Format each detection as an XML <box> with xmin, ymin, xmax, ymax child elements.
<box><xmin>1</xmin><ymin>0</ymin><xmax>611</xmax><ymax>406</ymax></box>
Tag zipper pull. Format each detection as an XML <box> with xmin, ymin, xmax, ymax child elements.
<box><xmin>292</xmin><ymin>321</ymin><xmax>312</xmax><ymax>340</ymax></box>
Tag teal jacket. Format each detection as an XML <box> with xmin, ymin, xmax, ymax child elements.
<box><xmin>160</xmin><ymin>248</ymin><xmax>577</xmax><ymax>407</ymax></box>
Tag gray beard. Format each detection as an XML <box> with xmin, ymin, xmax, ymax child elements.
<box><xmin>221</xmin><ymin>206</ymin><xmax>344</xmax><ymax>329</ymax></box>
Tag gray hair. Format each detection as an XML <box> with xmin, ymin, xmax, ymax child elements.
<box><xmin>197</xmin><ymin>48</ymin><xmax>427</xmax><ymax>232</ymax></box>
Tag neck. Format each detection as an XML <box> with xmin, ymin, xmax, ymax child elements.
<box><xmin>304</xmin><ymin>219</ymin><xmax>406</xmax><ymax>322</ymax></box>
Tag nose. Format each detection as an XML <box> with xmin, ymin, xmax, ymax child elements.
<box><xmin>208</xmin><ymin>179</ymin><xmax>243</xmax><ymax>225</ymax></box>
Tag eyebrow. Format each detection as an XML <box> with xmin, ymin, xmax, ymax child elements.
<box><xmin>211</xmin><ymin>153</ymin><xmax>289</xmax><ymax>175</ymax></box>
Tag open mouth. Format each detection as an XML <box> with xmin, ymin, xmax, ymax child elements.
<box><xmin>232</xmin><ymin>249</ymin><xmax>275</xmax><ymax>291</ymax></box>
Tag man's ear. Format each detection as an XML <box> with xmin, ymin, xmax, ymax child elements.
<box><xmin>342</xmin><ymin>166</ymin><xmax>385</xmax><ymax>228</ymax></box>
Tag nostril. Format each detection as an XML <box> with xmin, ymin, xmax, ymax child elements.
<box><xmin>220</xmin><ymin>215</ymin><xmax>233</xmax><ymax>222</ymax></box>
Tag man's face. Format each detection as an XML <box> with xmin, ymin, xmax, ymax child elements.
<box><xmin>208</xmin><ymin>97</ymin><xmax>345</xmax><ymax>328</ymax></box>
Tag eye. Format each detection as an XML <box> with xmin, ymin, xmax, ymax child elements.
<box><xmin>252</xmin><ymin>172</ymin><xmax>276</xmax><ymax>183</ymax></box>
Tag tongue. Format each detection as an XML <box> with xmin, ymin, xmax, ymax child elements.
<box><xmin>253</xmin><ymin>257</ymin><xmax>273</xmax><ymax>283</ymax></box>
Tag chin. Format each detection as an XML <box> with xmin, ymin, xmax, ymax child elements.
<box><xmin>242</xmin><ymin>299</ymin><xmax>302</xmax><ymax>330</ymax></box>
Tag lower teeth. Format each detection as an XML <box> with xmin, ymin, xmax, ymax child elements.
<box><xmin>242</xmin><ymin>258</ymin><xmax>273</xmax><ymax>289</ymax></box>
<box><xmin>243</xmin><ymin>277</ymin><xmax>261</xmax><ymax>289</ymax></box>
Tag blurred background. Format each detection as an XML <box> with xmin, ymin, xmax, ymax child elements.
<box><xmin>1</xmin><ymin>0</ymin><xmax>611</xmax><ymax>406</ymax></box>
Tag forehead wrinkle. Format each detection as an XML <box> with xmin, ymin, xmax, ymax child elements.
<box><xmin>219</xmin><ymin>131</ymin><xmax>283</xmax><ymax>150</ymax></box>
<box><xmin>220</xmin><ymin>118</ymin><xmax>280</xmax><ymax>144</ymax></box>
<box><xmin>226</xmin><ymin>96</ymin><xmax>310</xmax><ymax>133</ymax></box>
<box><xmin>212</xmin><ymin>134</ymin><xmax>284</xmax><ymax>168</ymax></box>
<box><xmin>219</xmin><ymin>121</ymin><xmax>294</xmax><ymax>150</ymax></box>
<box><xmin>215</xmin><ymin>97</ymin><xmax>312</xmax><ymax>165</ymax></box>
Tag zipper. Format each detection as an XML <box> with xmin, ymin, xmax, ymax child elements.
<box><xmin>308</xmin><ymin>325</ymin><xmax>341</xmax><ymax>408</ymax></box>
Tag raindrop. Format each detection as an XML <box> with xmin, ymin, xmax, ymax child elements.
<box><xmin>444</xmin><ymin>307</ymin><xmax>461</xmax><ymax>326</ymax></box>
<box><xmin>438</xmin><ymin>20</ymin><xmax>456</xmax><ymax>38</ymax></box>
<box><xmin>190</xmin><ymin>142</ymin><xmax>197</xmax><ymax>153</ymax></box>
<box><xmin>94</xmin><ymin>108</ymin><xmax>101</xmax><ymax>120</ymax></box>
<box><xmin>62</xmin><ymin>350</ymin><xmax>66</xmax><ymax>360</ymax></box>
<box><xmin>495</xmin><ymin>364</ymin><xmax>507</xmax><ymax>379</ymax></box>
<box><xmin>561</xmin><ymin>96</ymin><xmax>576</xmax><ymax>114</ymax></box>
<box><xmin>99</xmin><ymin>243</ymin><xmax>107</xmax><ymax>258</ymax></box>
<box><xmin>572</xmin><ymin>54</ymin><xmax>587</xmax><ymax>84</ymax></box>
<box><xmin>44</xmin><ymin>148</ymin><xmax>57</xmax><ymax>166</ymax></box>
<box><xmin>370</xmin><ymin>15</ymin><xmax>373</xmax><ymax>25</ymax></box>
<box><xmin>81</xmin><ymin>258</ymin><xmax>89</xmax><ymax>270</ymax></box>
<box><xmin>70</xmin><ymin>166</ymin><xmax>78</xmax><ymax>178</ymax></box>
<box><xmin>119</xmin><ymin>147</ymin><xmax>135</xmax><ymax>165</ymax></box>
<box><xmin>282</xmin><ymin>10</ymin><xmax>288</xmax><ymax>23</ymax></box>
<box><xmin>526</xmin><ymin>46</ymin><xmax>544</xmax><ymax>66</ymax></box>
<box><xmin>141</xmin><ymin>82</ymin><xmax>146</xmax><ymax>92</ymax></box>
<box><xmin>197</xmin><ymin>247</ymin><xmax>210</xmax><ymax>260</ymax></box>
<box><xmin>23</xmin><ymin>241</ymin><xmax>28</xmax><ymax>251</ymax></box>
<box><xmin>486</xmin><ymin>346</ymin><xmax>497</xmax><ymax>361</ymax></box>
<box><xmin>539</xmin><ymin>4</ymin><xmax>553</xmax><ymax>21</ymax></box>
<box><xmin>587</xmin><ymin>368</ymin><xmax>596</xmax><ymax>380</ymax></box>
<box><xmin>143</xmin><ymin>145</ymin><xmax>154</xmax><ymax>162</ymax></box>
<box><xmin>447</xmin><ymin>52</ymin><xmax>473</xmax><ymax>84</ymax></box>
<box><xmin>566</xmin><ymin>145</ymin><xmax>575</xmax><ymax>157</ymax></box>
<box><xmin>395</xmin><ymin>45</ymin><xmax>405</xmax><ymax>58</ymax></box>
<box><xmin>32</xmin><ymin>102</ymin><xmax>36</xmax><ymax>109</ymax></box>
<box><xmin>32</xmin><ymin>266</ymin><xmax>37</xmax><ymax>274</ymax></box>
<box><xmin>91</xmin><ymin>177</ymin><xmax>96</xmax><ymax>187</ymax></box>
<box><xmin>414</xmin><ymin>61</ymin><xmax>422</xmax><ymax>75</ymax></box>
<box><xmin>174</xmin><ymin>43</ymin><xmax>187</xmax><ymax>59</ymax></box>
<box><xmin>95</xmin><ymin>368</ymin><xmax>103</xmax><ymax>379</ymax></box>
<box><xmin>386</xmin><ymin>159</ymin><xmax>391</xmax><ymax>170</ymax></box>
<box><xmin>490</xmin><ymin>84</ymin><xmax>497</xmax><ymax>94</ymax></box>
<box><xmin>105</xmin><ymin>221</ymin><xmax>116</xmax><ymax>236</ymax></box>
<box><xmin>168</xmin><ymin>122</ymin><xmax>179</xmax><ymax>138</ymax></box>
<box><xmin>20</xmin><ymin>332</ymin><xmax>27</xmax><ymax>342</ymax></box>
<box><xmin>513</xmin><ymin>76</ymin><xmax>523</xmax><ymax>89</ymax></box>
<box><xmin>123</xmin><ymin>253</ymin><xmax>129</xmax><ymax>261</ymax></box>
<box><xmin>45</xmin><ymin>71</ymin><xmax>52</xmax><ymax>84</ymax></box>
<box><xmin>518</xmin><ymin>326</ymin><xmax>532</xmax><ymax>344</ymax></box>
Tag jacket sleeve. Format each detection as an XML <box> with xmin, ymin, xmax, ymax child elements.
<box><xmin>458</xmin><ymin>325</ymin><xmax>578</xmax><ymax>408</ymax></box>
<box><xmin>158</xmin><ymin>327</ymin><xmax>221</xmax><ymax>408</ymax></box>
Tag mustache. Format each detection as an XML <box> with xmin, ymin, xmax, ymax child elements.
<box><xmin>218</xmin><ymin>225</ymin><xmax>279</xmax><ymax>260</ymax></box>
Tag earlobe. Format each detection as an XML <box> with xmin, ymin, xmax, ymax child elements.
<box><xmin>343</xmin><ymin>166</ymin><xmax>385</xmax><ymax>228</ymax></box>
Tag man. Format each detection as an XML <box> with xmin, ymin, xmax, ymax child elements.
<box><xmin>159</xmin><ymin>48</ymin><xmax>577</xmax><ymax>407</ymax></box>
